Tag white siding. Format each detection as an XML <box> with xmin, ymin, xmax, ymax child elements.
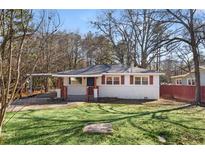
<box><xmin>67</xmin><ymin>85</ymin><xmax>86</xmax><ymax>95</ymax></box>
<box><xmin>97</xmin><ymin>75</ymin><xmax>160</xmax><ymax>99</ymax></box>
<box><xmin>63</xmin><ymin>77</ymin><xmax>86</xmax><ymax>96</ymax></box>
<box><xmin>62</xmin><ymin>75</ymin><xmax>160</xmax><ymax>99</ymax></box>
<box><xmin>172</xmin><ymin>69</ymin><xmax>205</xmax><ymax>86</ymax></box>
<box><xmin>200</xmin><ymin>70</ymin><xmax>205</xmax><ymax>85</ymax></box>
<box><xmin>96</xmin><ymin>77</ymin><xmax>101</xmax><ymax>85</ymax></box>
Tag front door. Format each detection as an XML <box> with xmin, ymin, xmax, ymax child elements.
<box><xmin>87</xmin><ymin>77</ymin><xmax>94</xmax><ymax>86</ymax></box>
<box><xmin>87</xmin><ymin>77</ymin><xmax>95</xmax><ymax>96</ymax></box>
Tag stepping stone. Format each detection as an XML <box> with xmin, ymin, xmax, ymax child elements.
<box><xmin>157</xmin><ymin>136</ymin><xmax>166</xmax><ymax>143</ymax></box>
<box><xmin>83</xmin><ymin>123</ymin><xmax>112</xmax><ymax>134</ymax></box>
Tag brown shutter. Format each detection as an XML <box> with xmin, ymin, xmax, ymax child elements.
<box><xmin>68</xmin><ymin>77</ymin><xmax>71</xmax><ymax>85</ymax></box>
<box><xmin>121</xmin><ymin>75</ymin><xmax>124</xmax><ymax>84</ymax></box>
<box><xmin>130</xmin><ymin>75</ymin><xmax>133</xmax><ymax>84</ymax></box>
<box><xmin>102</xmin><ymin>75</ymin><xmax>105</xmax><ymax>84</ymax></box>
<box><xmin>149</xmin><ymin>75</ymin><xmax>153</xmax><ymax>85</ymax></box>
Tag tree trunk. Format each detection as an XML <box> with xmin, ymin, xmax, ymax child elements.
<box><xmin>141</xmin><ymin>56</ymin><xmax>147</xmax><ymax>68</ymax></box>
<box><xmin>0</xmin><ymin>123</ymin><xmax>2</xmax><ymax>136</ymax></box>
<box><xmin>0</xmin><ymin>106</ymin><xmax>5</xmax><ymax>136</ymax></box>
<box><xmin>189</xmin><ymin>9</ymin><xmax>201</xmax><ymax>105</ymax></box>
<box><xmin>193</xmin><ymin>50</ymin><xmax>201</xmax><ymax>105</ymax></box>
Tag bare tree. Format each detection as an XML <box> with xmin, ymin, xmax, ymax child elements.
<box><xmin>165</xmin><ymin>9</ymin><xmax>205</xmax><ymax>105</ymax></box>
<box><xmin>92</xmin><ymin>10</ymin><xmax>171</xmax><ymax>68</ymax></box>
<box><xmin>0</xmin><ymin>10</ymin><xmax>35</xmax><ymax>134</ymax></box>
<box><xmin>33</xmin><ymin>10</ymin><xmax>61</xmax><ymax>91</ymax></box>
<box><xmin>0</xmin><ymin>9</ymin><xmax>50</xmax><ymax>135</ymax></box>
<box><xmin>174</xmin><ymin>44</ymin><xmax>193</xmax><ymax>73</ymax></box>
<box><xmin>82</xmin><ymin>32</ymin><xmax>114</xmax><ymax>65</ymax></box>
<box><xmin>92</xmin><ymin>10</ymin><xmax>127</xmax><ymax>65</ymax></box>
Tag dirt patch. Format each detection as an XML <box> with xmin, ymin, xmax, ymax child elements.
<box><xmin>7</xmin><ymin>98</ymin><xmax>190</xmax><ymax>112</ymax></box>
<box><xmin>91</xmin><ymin>98</ymin><xmax>189</xmax><ymax>106</ymax></box>
<box><xmin>155</xmin><ymin>98</ymin><xmax>189</xmax><ymax>105</ymax></box>
<box><xmin>7</xmin><ymin>102</ymin><xmax>85</xmax><ymax>112</ymax></box>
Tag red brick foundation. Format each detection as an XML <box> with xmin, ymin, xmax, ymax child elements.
<box><xmin>56</xmin><ymin>78</ymin><xmax>67</xmax><ymax>99</ymax></box>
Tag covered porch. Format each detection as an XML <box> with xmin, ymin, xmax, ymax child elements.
<box><xmin>55</xmin><ymin>75</ymin><xmax>101</xmax><ymax>102</ymax></box>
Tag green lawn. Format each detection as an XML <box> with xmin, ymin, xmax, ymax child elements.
<box><xmin>1</xmin><ymin>101</ymin><xmax>205</xmax><ymax>144</ymax></box>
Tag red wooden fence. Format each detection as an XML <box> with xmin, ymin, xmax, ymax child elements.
<box><xmin>160</xmin><ymin>85</ymin><xmax>205</xmax><ymax>103</ymax></box>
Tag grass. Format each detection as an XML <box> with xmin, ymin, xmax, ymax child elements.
<box><xmin>1</xmin><ymin>100</ymin><xmax>205</xmax><ymax>144</ymax></box>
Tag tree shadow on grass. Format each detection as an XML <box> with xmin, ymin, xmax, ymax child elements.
<box><xmin>93</xmin><ymin>98</ymin><xmax>155</xmax><ymax>105</ymax></box>
<box><xmin>127</xmin><ymin>117</ymin><xmax>160</xmax><ymax>143</ymax></box>
<box><xmin>97</xmin><ymin>103</ymin><xmax>193</xmax><ymax>115</ymax></box>
<box><xmin>4</xmin><ymin>103</ymin><xmax>204</xmax><ymax>144</ymax></box>
<box><xmin>128</xmin><ymin>113</ymin><xmax>205</xmax><ymax>144</ymax></box>
<box><xmin>152</xmin><ymin>113</ymin><xmax>205</xmax><ymax>131</ymax></box>
<box><xmin>5</xmin><ymin>123</ymin><xmax>85</xmax><ymax>144</ymax></box>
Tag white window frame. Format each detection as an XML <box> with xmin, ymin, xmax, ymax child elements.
<box><xmin>192</xmin><ymin>79</ymin><xmax>195</xmax><ymax>85</ymax></box>
<box><xmin>106</xmin><ymin>76</ymin><xmax>113</xmax><ymax>85</ymax></box>
<box><xmin>187</xmin><ymin>78</ymin><xmax>195</xmax><ymax>86</ymax></box>
<box><xmin>106</xmin><ymin>76</ymin><xmax>121</xmax><ymax>85</ymax></box>
<box><xmin>113</xmin><ymin>76</ymin><xmax>120</xmax><ymax>85</ymax></box>
<box><xmin>141</xmin><ymin>76</ymin><xmax>149</xmax><ymax>85</ymax></box>
<box><xmin>176</xmin><ymin>79</ymin><xmax>182</xmax><ymax>85</ymax></box>
<box><xmin>134</xmin><ymin>76</ymin><xmax>149</xmax><ymax>85</ymax></box>
<box><xmin>134</xmin><ymin>76</ymin><xmax>141</xmax><ymax>85</ymax></box>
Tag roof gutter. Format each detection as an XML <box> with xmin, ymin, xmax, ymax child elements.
<box><xmin>52</xmin><ymin>74</ymin><xmax>102</xmax><ymax>77</ymax></box>
<box><xmin>52</xmin><ymin>72</ymin><xmax>164</xmax><ymax>77</ymax></box>
<box><xmin>102</xmin><ymin>72</ymin><xmax>165</xmax><ymax>75</ymax></box>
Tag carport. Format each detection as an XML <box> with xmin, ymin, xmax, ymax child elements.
<box><xmin>26</xmin><ymin>73</ymin><xmax>53</xmax><ymax>95</ymax></box>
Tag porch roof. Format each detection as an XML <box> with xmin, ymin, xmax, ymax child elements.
<box><xmin>52</xmin><ymin>74</ymin><xmax>102</xmax><ymax>77</ymax></box>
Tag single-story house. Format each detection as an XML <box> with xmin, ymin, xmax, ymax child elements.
<box><xmin>171</xmin><ymin>65</ymin><xmax>205</xmax><ymax>86</ymax></box>
<box><xmin>50</xmin><ymin>64</ymin><xmax>163</xmax><ymax>101</ymax></box>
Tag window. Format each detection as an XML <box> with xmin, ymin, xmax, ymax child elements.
<box><xmin>176</xmin><ymin>79</ymin><xmax>182</xmax><ymax>85</ymax></box>
<box><xmin>106</xmin><ymin>77</ymin><xmax>112</xmax><ymax>85</ymax></box>
<box><xmin>135</xmin><ymin>77</ymin><xmax>141</xmax><ymax>85</ymax></box>
<box><xmin>192</xmin><ymin>79</ymin><xmax>195</xmax><ymax>85</ymax></box>
<box><xmin>134</xmin><ymin>76</ymin><xmax>149</xmax><ymax>85</ymax></box>
<box><xmin>113</xmin><ymin>77</ymin><xmax>120</xmax><ymax>85</ymax></box>
<box><xmin>70</xmin><ymin>77</ymin><xmax>82</xmax><ymax>85</ymax></box>
<box><xmin>142</xmin><ymin>77</ymin><xmax>148</xmax><ymax>85</ymax></box>
<box><xmin>187</xmin><ymin>78</ymin><xmax>195</xmax><ymax>85</ymax></box>
<box><xmin>187</xmin><ymin>79</ymin><xmax>192</xmax><ymax>85</ymax></box>
<box><xmin>106</xmin><ymin>76</ymin><xmax>121</xmax><ymax>85</ymax></box>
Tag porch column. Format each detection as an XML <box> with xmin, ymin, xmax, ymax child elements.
<box><xmin>29</xmin><ymin>75</ymin><xmax>32</xmax><ymax>95</ymax></box>
<box><xmin>93</xmin><ymin>77</ymin><xmax>98</xmax><ymax>100</ymax></box>
<box><xmin>56</xmin><ymin>78</ymin><xmax>63</xmax><ymax>98</ymax></box>
<box><xmin>58</xmin><ymin>77</ymin><xmax>67</xmax><ymax>100</ymax></box>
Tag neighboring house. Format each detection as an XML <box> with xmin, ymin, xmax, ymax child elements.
<box><xmin>171</xmin><ymin>65</ymin><xmax>205</xmax><ymax>86</ymax></box>
<box><xmin>50</xmin><ymin>64</ymin><xmax>163</xmax><ymax>101</ymax></box>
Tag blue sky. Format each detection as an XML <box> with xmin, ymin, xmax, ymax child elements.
<box><xmin>57</xmin><ymin>9</ymin><xmax>102</xmax><ymax>34</ymax></box>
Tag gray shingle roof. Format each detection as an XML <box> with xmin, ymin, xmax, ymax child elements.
<box><xmin>54</xmin><ymin>64</ymin><xmax>159</xmax><ymax>76</ymax></box>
